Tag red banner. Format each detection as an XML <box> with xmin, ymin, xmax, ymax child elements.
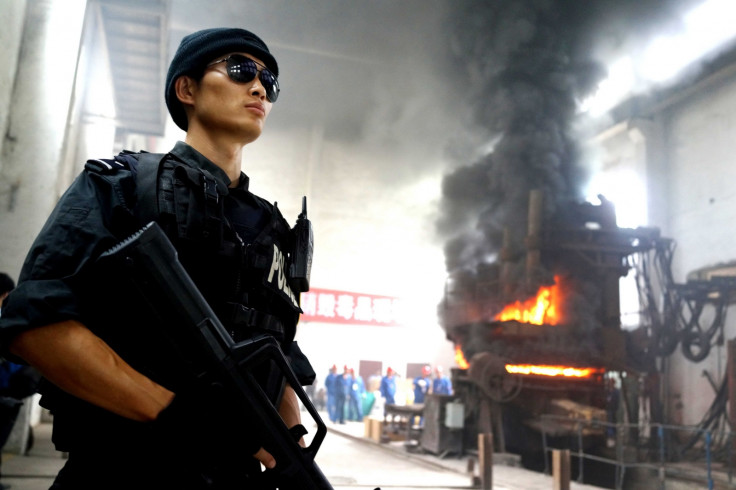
<box><xmin>299</xmin><ymin>288</ymin><xmax>403</xmax><ymax>326</ymax></box>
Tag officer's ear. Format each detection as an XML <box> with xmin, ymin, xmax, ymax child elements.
<box><xmin>175</xmin><ymin>75</ymin><xmax>197</xmax><ymax>107</ymax></box>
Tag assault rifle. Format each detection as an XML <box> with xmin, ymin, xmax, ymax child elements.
<box><xmin>96</xmin><ymin>222</ymin><xmax>332</xmax><ymax>489</ymax></box>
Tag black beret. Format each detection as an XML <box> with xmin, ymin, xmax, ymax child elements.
<box><xmin>165</xmin><ymin>28</ymin><xmax>279</xmax><ymax>131</ymax></box>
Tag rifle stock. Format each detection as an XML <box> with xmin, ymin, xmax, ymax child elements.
<box><xmin>97</xmin><ymin>222</ymin><xmax>332</xmax><ymax>489</ymax></box>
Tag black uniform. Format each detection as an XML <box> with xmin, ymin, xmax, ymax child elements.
<box><xmin>0</xmin><ymin>141</ymin><xmax>314</xmax><ymax>489</ymax></box>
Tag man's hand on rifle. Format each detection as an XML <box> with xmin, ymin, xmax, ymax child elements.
<box><xmin>254</xmin><ymin>447</ymin><xmax>276</xmax><ymax>469</ymax></box>
<box><xmin>279</xmin><ymin>385</ymin><xmax>306</xmax><ymax>447</ymax></box>
<box><xmin>252</xmin><ymin>383</ymin><xmax>306</xmax><ymax>467</ymax></box>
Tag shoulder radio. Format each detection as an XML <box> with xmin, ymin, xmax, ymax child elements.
<box><xmin>290</xmin><ymin>196</ymin><xmax>313</xmax><ymax>293</ymax></box>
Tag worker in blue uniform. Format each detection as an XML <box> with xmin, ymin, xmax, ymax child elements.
<box><xmin>333</xmin><ymin>365</ymin><xmax>348</xmax><ymax>424</ymax></box>
<box><xmin>324</xmin><ymin>364</ymin><xmax>338</xmax><ymax>423</ymax></box>
<box><xmin>380</xmin><ymin>366</ymin><xmax>397</xmax><ymax>405</ymax></box>
<box><xmin>432</xmin><ymin>365</ymin><xmax>453</xmax><ymax>395</ymax></box>
<box><xmin>413</xmin><ymin>365</ymin><xmax>432</xmax><ymax>404</ymax></box>
<box><xmin>346</xmin><ymin>368</ymin><xmax>364</xmax><ymax>422</ymax></box>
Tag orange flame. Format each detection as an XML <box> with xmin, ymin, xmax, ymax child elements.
<box><xmin>455</xmin><ymin>345</ymin><xmax>469</xmax><ymax>369</ymax></box>
<box><xmin>496</xmin><ymin>276</ymin><xmax>561</xmax><ymax>325</ymax></box>
<box><xmin>505</xmin><ymin>364</ymin><xmax>603</xmax><ymax>378</ymax></box>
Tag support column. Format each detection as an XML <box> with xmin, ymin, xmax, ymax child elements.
<box><xmin>0</xmin><ymin>0</ymin><xmax>87</xmax><ymax>277</ymax></box>
<box><xmin>728</xmin><ymin>339</ymin><xmax>736</xmax><ymax>432</ymax></box>
<box><xmin>553</xmin><ymin>449</ymin><xmax>571</xmax><ymax>490</ymax></box>
<box><xmin>0</xmin><ymin>0</ymin><xmax>27</xmax><ymax>156</ymax></box>
<box><xmin>478</xmin><ymin>432</ymin><xmax>493</xmax><ymax>490</ymax></box>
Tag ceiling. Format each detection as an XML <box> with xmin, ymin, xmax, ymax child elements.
<box><xmin>96</xmin><ymin>0</ymin><xmax>169</xmax><ymax>136</ymax></box>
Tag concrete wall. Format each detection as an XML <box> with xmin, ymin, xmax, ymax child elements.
<box><xmin>663</xmin><ymin>70</ymin><xmax>736</xmax><ymax>426</ymax></box>
<box><xmin>593</xmin><ymin>64</ymin><xmax>736</xmax><ymax>426</ymax></box>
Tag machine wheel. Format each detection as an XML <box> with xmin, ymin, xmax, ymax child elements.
<box><xmin>681</xmin><ymin>330</ymin><xmax>710</xmax><ymax>363</ymax></box>
<box><xmin>468</xmin><ymin>352</ymin><xmax>523</xmax><ymax>402</ymax></box>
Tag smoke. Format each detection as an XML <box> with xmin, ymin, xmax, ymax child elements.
<box><xmin>436</xmin><ymin>1</ymin><xmax>597</xmax><ymax>274</ymax></box>
<box><xmin>436</xmin><ymin>0</ymin><xmax>704</xmax><ymax>275</ymax></box>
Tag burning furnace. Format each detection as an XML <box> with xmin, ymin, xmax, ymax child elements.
<box><xmin>438</xmin><ymin>189</ymin><xmax>661</xmax><ymax>458</ymax></box>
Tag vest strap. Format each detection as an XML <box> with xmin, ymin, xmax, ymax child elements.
<box><xmin>135</xmin><ymin>152</ymin><xmax>167</xmax><ymax>226</ymax></box>
<box><xmin>224</xmin><ymin>302</ymin><xmax>286</xmax><ymax>340</ymax></box>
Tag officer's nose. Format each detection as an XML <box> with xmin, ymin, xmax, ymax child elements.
<box><xmin>248</xmin><ymin>76</ymin><xmax>267</xmax><ymax>101</ymax></box>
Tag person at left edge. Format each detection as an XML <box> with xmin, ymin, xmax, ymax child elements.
<box><xmin>0</xmin><ymin>273</ymin><xmax>41</xmax><ymax>490</ymax></box>
<box><xmin>0</xmin><ymin>27</ymin><xmax>315</xmax><ymax>489</ymax></box>
<box><xmin>0</xmin><ymin>274</ymin><xmax>13</xmax><ymax>311</ymax></box>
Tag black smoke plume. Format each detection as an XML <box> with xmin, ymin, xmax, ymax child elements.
<box><xmin>436</xmin><ymin>0</ymin><xmax>697</xmax><ymax>275</ymax></box>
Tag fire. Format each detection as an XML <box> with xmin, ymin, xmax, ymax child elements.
<box><xmin>454</xmin><ymin>345</ymin><xmax>601</xmax><ymax>379</ymax></box>
<box><xmin>496</xmin><ymin>275</ymin><xmax>561</xmax><ymax>325</ymax></box>
<box><xmin>455</xmin><ymin>345</ymin><xmax>469</xmax><ymax>369</ymax></box>
<box><xmin>505</xmin><ymin>364</ymin><xmax>604</xmax><ymax>378</ymax></box>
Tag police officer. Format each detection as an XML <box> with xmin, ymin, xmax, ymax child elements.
<box><xmin>0</xmin><ymin>28</ymin><xmax>314</xmax><ymax>489</ymax></box>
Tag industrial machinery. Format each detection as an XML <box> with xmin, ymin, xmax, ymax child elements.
<box><xmin>436</xmin><ymin>189</ymin><xmax>736</xmax><ymax>471</ymax></box>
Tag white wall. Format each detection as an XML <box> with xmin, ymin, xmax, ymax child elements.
<box><xmin>592</xmin><ymin>66</ymin><xmax>736</xmax><ymax>426</ymax></box>
<box><xmin>663</xmin><ymin>73</ymin><xmax>736</xmax><ymax>426</ymax></box>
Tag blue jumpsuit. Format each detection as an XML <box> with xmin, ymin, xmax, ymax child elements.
<box><xmin>413</xmin><ymin>375</ymin><xmax>431</xmax><ymax>404</ymax></box>
<box><xmin>380</xmin><ymin>375</ymin><xmax>396</xmax><ymax>405</ymax></box>
<box><xmin>347</xmin><ymin>374</ymin><xmax>365</xmax><ymax>421</ymax></box>
<box><xmin>432</xmin><ymin>376</ymin><xmax>453</xmax><ymax>395</ymax></box>
<box><xmin>324</xmin><ymin>370</ymin><xmax>338</xmax><ymax>422</ymax></box>
<box><xmin>333</xmin><ymin>373</ymin><xmax>347</xmax><ymax>424</ymax></box>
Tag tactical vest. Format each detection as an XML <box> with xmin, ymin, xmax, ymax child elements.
<box><xmin>131</xmin><ymin>151</ymin><xmax>304</xmax><ymax>347</ymax></box>
<box><xmin>38</xmin><ymin>150</ymin><xmax>312</xmax><ymax>458</ymax></box>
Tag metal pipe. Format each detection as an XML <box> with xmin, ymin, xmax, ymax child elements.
<box><xmin>729</xmin><ymin>431</ymin><xmax>734</xmax><ymax>484</ymax></box>
<box><xmin>658</xmin><ymin>425</ymin><xmax>665</xmax><ymax>490</ymax></box>
<box><xmin>577</xmin><ymin>422</ymin><xmax>584</xmax><ymax>483</ymax></box>
<box><xmin>542</xmin><ymin>428</ymin><xmax>550</xmax><ymax>475</ymax></box>
<box><xmin>501</xmin><ymin>227</ymin><xmax>513</xmax><ymax>297</ymax></box>
<box><xmin>526</xmin><ymin>189</ymin><xmax>543</xmax><ymax>282</ymax></box>
<box><xmin>616</xmin><ymin>423</ymin><xmax>624</xmax><ymax>490</ymax></box>
<box><xmin>706</xmin><ymin>431</ymin><xmax>713</xmax><ymax>490</ymax></box>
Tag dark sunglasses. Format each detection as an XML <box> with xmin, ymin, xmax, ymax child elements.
<box><xmin>207</xmin><ymin>54</ymin><xmax>280</xmax><ymax>102</ymax></box>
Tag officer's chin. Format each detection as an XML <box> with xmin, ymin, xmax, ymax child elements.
<box><xmin>239</xmin><ymin>124</ymin><xmax>264</xmax><ymax>145</ymax></box>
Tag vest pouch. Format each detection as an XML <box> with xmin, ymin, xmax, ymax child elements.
<box><xmin>242</xmin><ymin>204</ymin><xmax>302</xmax><ymax>343</ymax></box>
<box><xmin>172</xmin><ymin>164</ymin><xmax>226</xmax><ymax>247</ymax></box>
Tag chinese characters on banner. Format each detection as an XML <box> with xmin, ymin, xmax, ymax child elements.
<box><xmin>300</xmin><ymin>288</ymin><xmax>403</xmax><ymax>326</ymax></box>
